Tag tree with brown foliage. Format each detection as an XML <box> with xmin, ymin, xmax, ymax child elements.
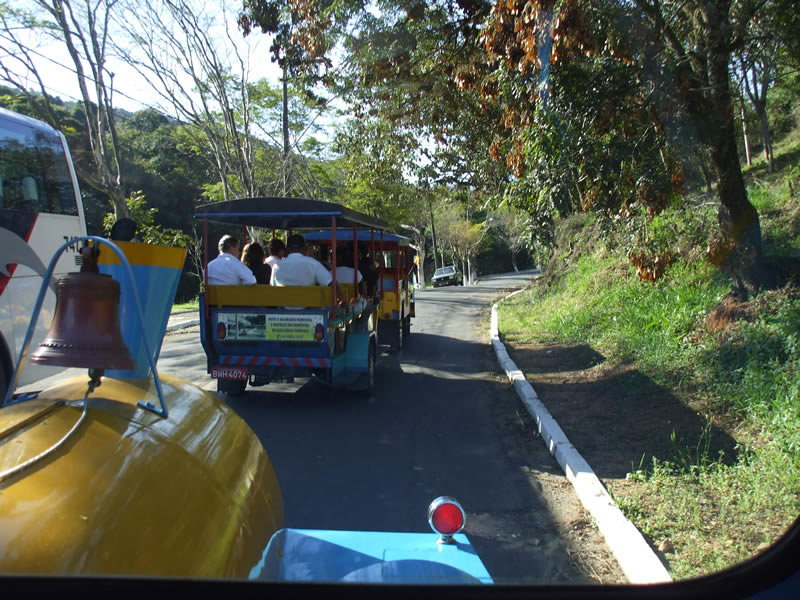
<box><xmin>480</xmin><ymin>0</ymin><xmax>799</xmax><ymax>298</ymax></box>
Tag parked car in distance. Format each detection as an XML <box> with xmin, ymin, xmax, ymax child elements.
<box><xmin>432</xmin><ymin>265</ymin><xmax>463</xmax><ymax>287</ymax></box>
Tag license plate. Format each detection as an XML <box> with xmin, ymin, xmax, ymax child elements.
<box><xmin>211</xmin><ymin>366</ymin><xmax>248</xmax><ymax>380</ymax></box>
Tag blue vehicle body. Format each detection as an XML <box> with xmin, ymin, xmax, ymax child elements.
<box><xmin>253</xmin><ymin>529</ymin><xmax>493</xmax><ymax>584</ymax></box>
<box><xmin>198</xmin><ymin>293</ymin><xmax>372</xmax><ymax>387</ymax></box>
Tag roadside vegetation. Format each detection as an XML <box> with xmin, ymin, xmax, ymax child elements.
<box><xmin>498</xmin><ymin>139</ymin><xmax>800</xmax><ymax>579</ymax></box>
<box><xmin>1</xmin><ymin>0</ymin><xmax>797</xmax><ymax>580</ymax></box>
<box><xmin>171</xmin><ymin>298</ymin><xmax>199</xmax><ymax>313</ymax></box>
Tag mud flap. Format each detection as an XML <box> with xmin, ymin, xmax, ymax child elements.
<box><xmin>343</xmin><ymin>331</ymin><xmax>370</xmax><ymax>373</ymax></box>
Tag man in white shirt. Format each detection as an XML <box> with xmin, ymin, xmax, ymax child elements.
<box><xmin>205</xmin><ymin>235</ymin><xmax>257</xmax><ymax>286</ymax></box>
<box><xmin>333</xmin><ymin>244</ymin><xmax>365</xmax><ymax>294</ymax></box>
<box><xmin>271</xmin><ymin>234</ymin><xmax>334</xmax><ymax>287</ymax></box>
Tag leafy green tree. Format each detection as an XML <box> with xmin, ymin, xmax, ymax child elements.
<box><xmin>240</xmin><ymin>1</ymin><xmax>509</xmax><ymax>198</ymax></box>
<box><xmin>732</xmin><ymin>6</ymin><xmax>800</xmax><ymax>174</ymax></box>
<box><xmin>0</xmin><ymin>0</ymin><xmax>131</xmax><ymax>218</ymax></box>
<box><xmin>490</xmin><ymin>206</ymin><xmax>532</xmax><ymax>272</ymax></box>
<box><xmin>333</xmin><ymin>116</ymin><xmax>419</xmax><ymax>221</ymax></box>
<box><xmin>103</xmin><ymin>190</ymin><xmax>191</xmax><ymax>247</ymax></box>
<box><xmin>481</xmin><ymin>0</ymin><xmax>800</xmax><ymax>298</ymax></box>
<box><xmin>116</xmin><ymin>0</ymin><xmax>278</xmax><ymax>200</ymax></box>
<box><xmin>117</xmin><ymin>110</ymin><xmax>210</xmax><ymax>231</ymax></box>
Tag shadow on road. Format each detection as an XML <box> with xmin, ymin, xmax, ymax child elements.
<box><xmin>218</xmin><ymin>332</ymin><xmax>621</xmax><ymax>584</ymax></box>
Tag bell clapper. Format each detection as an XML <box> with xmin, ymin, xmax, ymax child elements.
<box><xmin>88</xmin><ymin>368</ymin><xmax>104</xmax><ymax>393</ymax></box>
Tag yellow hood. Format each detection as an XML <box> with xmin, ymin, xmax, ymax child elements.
<box><xmin>0</xmin><ymin>374</ymin><xmax>283</xmax><ymax>577</ymax></box>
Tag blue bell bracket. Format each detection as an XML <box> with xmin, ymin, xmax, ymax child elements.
<box><xmin>2</xmin><ymin>236</ymin><xmax>169</xmax><ymax>418</ymax></box>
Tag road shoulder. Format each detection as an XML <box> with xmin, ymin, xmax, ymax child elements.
<box><xmin>490</xmin><ymin>290</ymin><xmax>672</xmax><ymax>585</ymax></box>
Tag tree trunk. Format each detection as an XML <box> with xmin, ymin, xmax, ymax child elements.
<box><xmin>698</xmin><ymin>3</ymin><xmax>770</xmax><ymax>299</ymax></box>
<box><xmin>699</xmin><ymin>160</ymin><xmax>714</xmax><ymax>196</ymax></box>
<box><xmin>428</xmin><ymin>200</ymin><xmax>439</xmax><ymax>270</ymax></box>
<box><xmin>282</xmin><ymin>61</ymin><xmax>290</xmax><ymax>195</ymax></box>
<box><xmin>740</xmin><ymin>99</ymin><xmax>751</xmax><ymax>166</ymax></box>
<box><xmin>107</xmin><ymin>188</ymin><xmax>130</xmax><ymax>222</ymax></box>
<box><xmin>758</xmin><ymin>109</ymin><xmax>774</xmax><ymax>173</ymax></box>
<box><xmin>707</xmin><ymin>122</ymin><xmax>770</xmax><ymax>298</ymax></box>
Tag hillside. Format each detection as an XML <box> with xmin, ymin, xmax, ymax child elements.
<box><xmin>496</xmin><ymin>135</ymin><xmax>800</xmax><ymax>580</ymax></box>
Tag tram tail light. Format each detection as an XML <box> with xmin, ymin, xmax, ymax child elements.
<box><xmin>428</xmin><ymin>496</ymin><xmax>466</xmax><ymax>544</ymax></box>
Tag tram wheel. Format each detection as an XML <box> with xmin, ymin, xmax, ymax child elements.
<box><xmin>402</xmin><ymin>315</ymin><xmax>411</xmax><ymax>339</ymax></box>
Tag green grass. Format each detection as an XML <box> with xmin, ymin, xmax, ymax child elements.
<box><xmin>498</xmin><ymin>151</ymin><xmax>800</xmax><ymax>579</ymax></box>
<box><xmin>502</xmin><ymin>255</ymin><xmax>728</xmax><ymax>376</ymax></box>
<box><xmin>171</xmin><ymin>298</ymin><xmax>199</xmax><ymax>313</ymax></box>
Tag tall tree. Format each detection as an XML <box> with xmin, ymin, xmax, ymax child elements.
<box><xmin>481</xmin><ymin>0</ymin><xmax>800</xmax><ymax>298</ymax></box>
<box><xmin>0</xmin><ymin>0</ymin><xmax>130</xmax><ymax>218</ymax></box>
<box><xmin>239</xmin><ymin>1</ymin><xmax>509</xmax><ymax>197</ymax></box>
<box><xmin>239</xmin><ymin>0</ymin><xmax>341</xmax><ymax>195</ymax></box>
<box><xmin>733</xmin><ymin>5</ymin><xmax>799</xmax><ymax>174</ymax></box>
<box><xmin>115</xmin><ymin>0</ymin><xmax>285</xmax><ymax>201</ymax></box>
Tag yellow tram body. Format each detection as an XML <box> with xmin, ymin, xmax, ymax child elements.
<box><xmin>0</xmin><ymin>374</ymin><xmax>283</xmax><ymax>576</ymax></box>
<box><xmin>0</xmin><ymin>237</ymin><xmax>284</xmax><ymax>577</ymax></box>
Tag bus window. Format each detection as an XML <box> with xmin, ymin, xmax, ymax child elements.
<box><xmin>0</xmin><ymin>119</ymin><xmax>79</xmax><ymax>216</ymax></box>
<box><xmin>0</xmin><ymin>107</ymin><xmax>86</xmax><ymax>400</ymax></box>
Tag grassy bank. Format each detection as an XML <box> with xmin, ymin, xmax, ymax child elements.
<box><xmin>497</xmin><ymin>157</ymin><xmax>800</xmax><ymax>579</ymax></box>
<box><xmin>171</xmin><ymin>298</ymin><xmax>199</xmax><ymax>313</ymax></box>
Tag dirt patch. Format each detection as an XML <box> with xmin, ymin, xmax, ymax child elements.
<box><xmin>705</xmin><ymin>294</ymin><xmax>759</xmax><ymax>334</ymax></box>
<box><xmin>499</xmin><ymin>340</ymin><xmax>747</xmax><ymax>579</ymax></box>
<box><xmin>504</xmin><ymin>343</ymin><xmax>739</xmax><ymax>481</ymax></box>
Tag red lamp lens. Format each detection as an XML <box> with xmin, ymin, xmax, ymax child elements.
<box><xmin>432</xmin><ymin>503</ymin><xmax>463</xmax><ymax>535</ymax></box>
<box><xmin>217</xmin><ymin>322</ymin><xmax>227</xmax><ymax>340</ymax></box>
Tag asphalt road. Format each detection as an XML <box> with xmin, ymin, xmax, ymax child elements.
<box><xmin>22</xmin><ymin>271</ymin><xmax>619</xmax><ymax>584</ymax></box>
<box><xmin>157</xmin><ymin>271</ymin><xmax>620</xmax><ymax>585</ymax></box>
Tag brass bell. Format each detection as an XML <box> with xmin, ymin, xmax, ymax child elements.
<box><xmin>30</xmin><ymin>265</ymin><xmax>136</xmax><ymax>371</ymax></box>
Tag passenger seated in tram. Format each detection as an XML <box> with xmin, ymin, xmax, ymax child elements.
<box><xmin>205</xmin><ymin>234</ymin><xmax>257</xmax><ymax>286</ymax></box>
<box><xmin>271</xmin><ymin>234</ymin><xmax>332</xmax><ymax>287</ymax></box>
<box><xmin>271</xmin><ymin>234</ymin><xmax>345</xmax><ymax>313</ymax></box>
<box><xmin>305</xmin><ymin>242</ymin><xmax>329</xmax><ymax>268</ymax></box>
<box><xmin>335</xmin><ymin>244</ymin><xmax>373</xmax><ymax>329</ymax></box>
<box><xmin>358</xmin><ymin>243</ymin><xmax>379</xmax><ymax>298</ymax></box>
<box><xmin>334</xmin><ymin>244</ymin><xmax>365</xmax><ymax>295</ymax></box>
<box><xmin>241</xmin><ymin>241</ymin><xmax>271</xmax><ymax>284</ymax></box>
<box><xmin>265</xmin><ymin>238</ymin><xmax>285</xmax><ymax>268</ymax></box>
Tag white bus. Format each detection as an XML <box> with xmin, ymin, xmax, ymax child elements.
<box><xmin>0</xmin><ymin>107</ymin><xmax>87</xmax><ymax>400</ymax></box>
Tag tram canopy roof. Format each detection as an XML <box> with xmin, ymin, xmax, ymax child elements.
<box><xmin>305</xmin><ymin>229</ymin><xmax>410</xmax><ymax>245</ymax></box>
<box><xmin>194</xmin><ymin>197</ymin><xmax>388</xmax><ymax>231</ymax></box>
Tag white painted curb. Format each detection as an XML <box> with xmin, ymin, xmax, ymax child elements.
<box><xmin>491</xmin><ymin>289</ymin><xmax>671</xmax><ymax>585</ymax></box>
<box><xmin>166</xmin><ymin>318</ymin><xmax>199</xmax><ymax>332</ymax></box>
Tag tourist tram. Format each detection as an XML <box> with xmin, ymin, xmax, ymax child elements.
<box><xmin>195</xmin><ymin>197</ymin><xmax>390</xmax><ymax>396</ymax></box>
<box><xmin>305</xmin><ymin>228</ymin><xmax>415</xmax><ymax>350</ymax></box>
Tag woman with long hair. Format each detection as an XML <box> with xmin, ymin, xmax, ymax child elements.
<box><xmin>241</xmin><ymin>241</ymin><xmax>271</xmax><ymax>284</ymax></box>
